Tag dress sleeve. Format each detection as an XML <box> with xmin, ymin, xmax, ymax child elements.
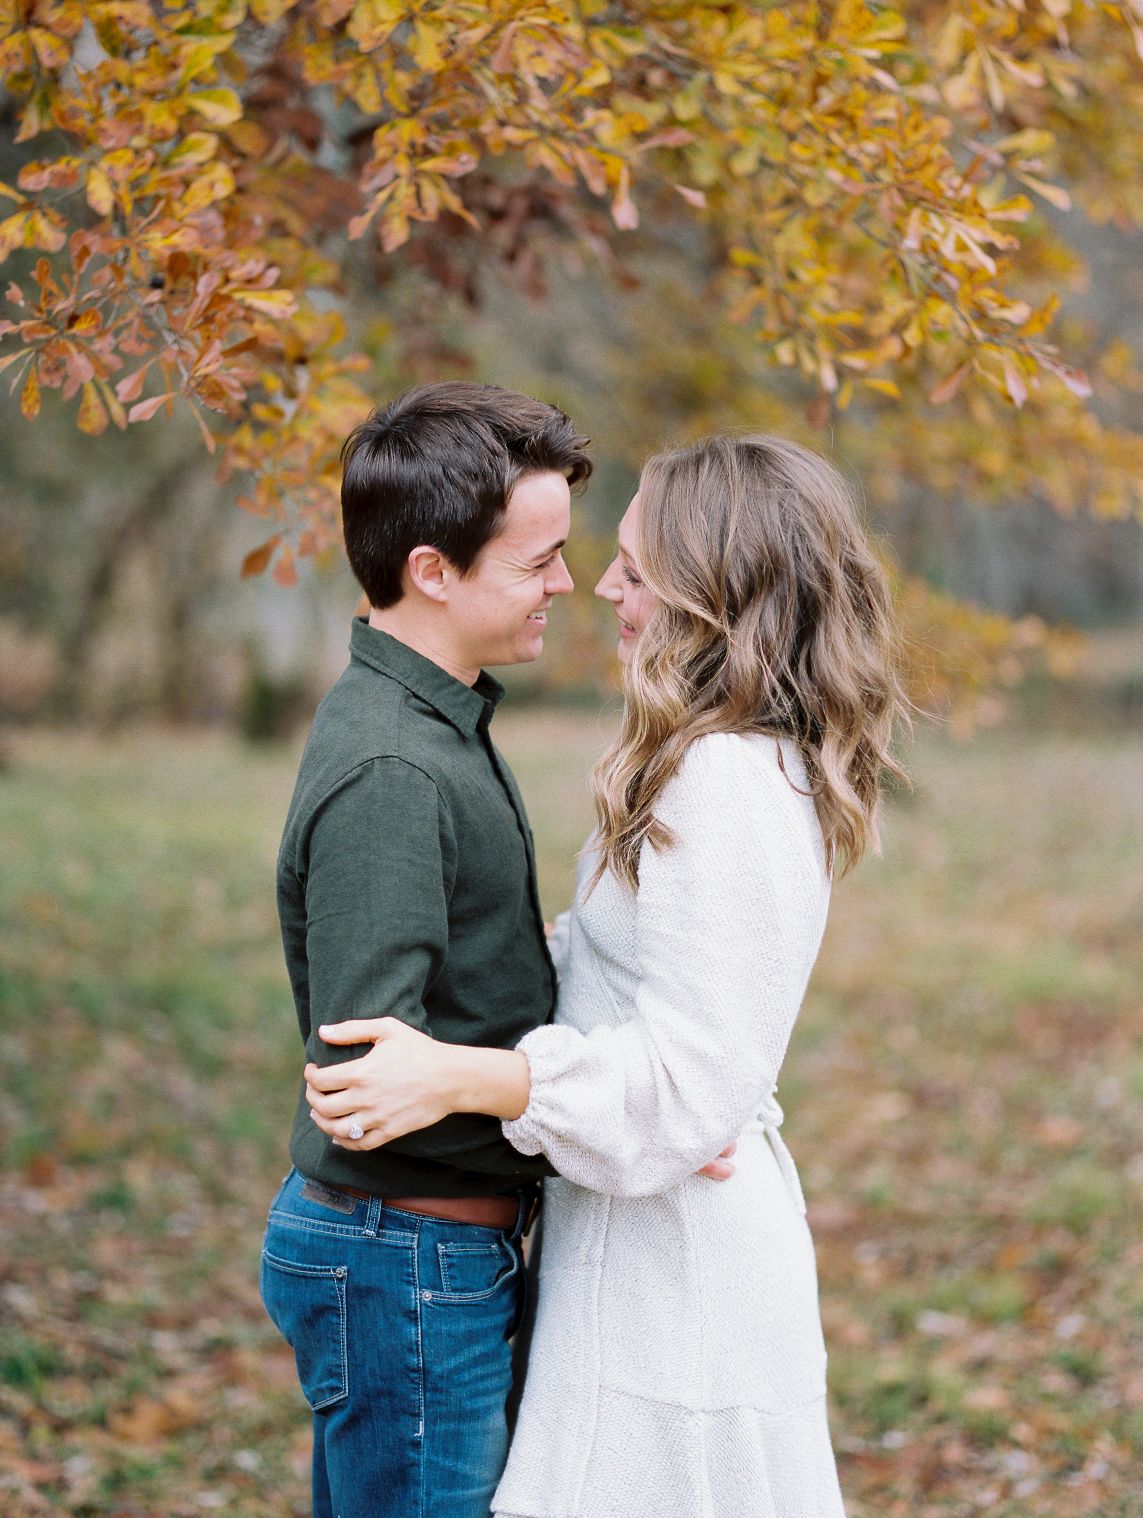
<box><xmin>545</xmin><ymin>909</ymin><xmax>573</xmax><ymax>981</ymax></box>
<box><xmin>501</xmin><ymin>736</ymin><xmax>827</xmax><ymax>1197</ymax></box>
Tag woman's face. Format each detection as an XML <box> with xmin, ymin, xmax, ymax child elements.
<box><xmin>594</xmin><ymin>492</ymin><xmax>658</xmax><ymax>663</ymax></box>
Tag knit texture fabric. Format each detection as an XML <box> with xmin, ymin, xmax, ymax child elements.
<box><xmin>494</xmin><ymin>732</ymin><xmax>847</xmax><ymax>1518</ymax></box>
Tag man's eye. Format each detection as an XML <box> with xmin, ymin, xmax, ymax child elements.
<box><xmin>536</xmin><ymin>555</ymin><xmax>556</xmax><ymax>569</ymax></box>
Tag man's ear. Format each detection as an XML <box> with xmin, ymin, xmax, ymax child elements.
<box><xmin>406</xmin><ymin>545</ymin><xmax>451</xmax><ymax>603</ymax></box>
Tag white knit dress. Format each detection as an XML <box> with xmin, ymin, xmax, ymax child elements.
<box><xmin>493</xmin><ymin>732</ymin><xmax>847</xmax><ymax>1518</ymax></box>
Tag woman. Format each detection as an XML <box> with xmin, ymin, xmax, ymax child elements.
<box><xmin>307</xmin><ymin>434</ymin><xmax>907</xmax><ymax>1517</ymax></box>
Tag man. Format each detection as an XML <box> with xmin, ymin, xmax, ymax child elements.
<box><xmin>261</xmin><ymin>382</ymin><xmax>590</xmax><ymax>1518</ymax></box>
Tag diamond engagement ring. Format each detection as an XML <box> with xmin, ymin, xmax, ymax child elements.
<box><xmin>346</xmin><ymin>1116</ymin><xmax>365</xmax><ymax>1141</ymax></box>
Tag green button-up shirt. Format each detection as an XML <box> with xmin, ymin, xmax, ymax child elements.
<box><xmin>278</xmin><ymin>618</ymin><xmax>556</xmax><ymax>1197</ymax></box>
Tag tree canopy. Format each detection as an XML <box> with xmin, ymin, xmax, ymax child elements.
<box><xmin>1</xmin><ymin>0</ymin><xmax>1140</xmax><ymax>621</ymax></box>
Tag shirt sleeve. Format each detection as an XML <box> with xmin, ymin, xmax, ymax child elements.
<box><xmin>300</xmin><ymin>756</ymin><xmax>552</xmax><ymax>1178</ymax></box>
<box><xmin>501</xmin><ymin>736</ymin><xmax>827</xmax><ymax>1197</ymax></box>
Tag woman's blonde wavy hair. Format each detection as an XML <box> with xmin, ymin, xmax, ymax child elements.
<box><xmin>590</xmin><ymin>434</ymin><xmax>909</xmax><ymax>893</ymax></box>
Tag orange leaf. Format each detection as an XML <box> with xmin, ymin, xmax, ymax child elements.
<box><xmin>273</xmin><ymin>548</ymin><xmax>298</xmax><ymax>587</ymax></box>
<box><xmin>612</xmin><ymin>169</ymin><xmax>638</xmax><ymax>230</ymax></box>
<box><xmin>1015</xmin><ymin>173</ymin><xmax>1071</xmax><ymax>213</ymax></box>
<box><xmin>930</xmin><ymin>364</ymin><xmax>969</xmax><ymax>404</ymax></box>
<box><xmin>116</xmin><ymin>365</ymin><xmax>151</xmax><ymax>403</ymax></box>
<box><xmin>242</xmin><ymin>535</ymin><xmax>281</xmax><ymax>578</ymax></box>
<box><xmin>128</xmin><ymin>393</ymin><xmax>174</xmax><ymax>423</ymax></box>
<box><xmin>674</xmin><ymin>184</ymin><xmax>707</xmax><ymax>209</ymax></box>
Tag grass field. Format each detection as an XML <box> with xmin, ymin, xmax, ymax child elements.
<box><xmin>1</xmin><ymin>712</ymin><xmax>1141</xmax><ymax>1517</ymax></box>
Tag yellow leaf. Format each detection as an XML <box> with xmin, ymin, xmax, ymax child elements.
<box><xmin>859</xmin><ymin>377</ymin><xmax>901</xmax><ymax>398</ymax></box>
<box><xmin>167</xmin><ymin>132</ymin><xmax>221</xmax><ymax>169</ymax></box>
<box><xmin>994</xmin><ymin>128</ymin><xmax>1055</xmax><ymax>158</ymax></box>
<box><xmin>0</xmin><ymin>210</ymin><xmax>30</xmax><ymax>259</ymax></box>
<box><xmin>76</xmin><ymin>381</ymin><xmax>108</xmax><ymax>436</ymax></box>
<box><xmin>251</xmin><ymin>0</ymin><xmax>301</xmax><ymax>18</ymax></box>
<box><xmin>411</xmin><ymin>18</ymin><xmax>446</xmax><ymax>71</ymax></box>
<box><xmin>86</xmin><ymin>167</ymin><xmax>115</xmax><ymax>216</ymax></box>
<box><xmin>21</xmin><ymin>365</ymin><xmax>40</xmax><ymax>420</ymax></box>
<box><xmin>28</xmin><ymin>27</ymin><xmax>70</xmax><ymax>71</ymax></box>
<box><xmin>1014</xmin><ymin>173</ymin><xmax>1071</xmax><ymax>212</ymax></box>
<box><xmin>349</xmin><ymin>0</ymin><xmax>407</xmax><ymax>51</ymax></box>
<box><xmin>1002</xmin><ymin>356</ymin><xmax>1028</xmax><ymax>407</ymax></box>
<box><xmin>186</xmin><ymin>88</ymin><xmax>243</xmax><ymax>126</ymax></box>
<box><xmin>232</xmin><ymin>289</ymin><xmax>298</xmax><ymax>316</ymax></box>
<box><xmin>26</xmin><ymin>208</ymin><xmax>67</xmax><ymax>253</ymax></box>
<box><xmin>180</xmin><ymin>162</ymin><xmax>236</xmax><ymax>212</ymax></box>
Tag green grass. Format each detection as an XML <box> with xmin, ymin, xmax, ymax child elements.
<box><xmin>1</xmin><ymin>716</ymin><xmax>1141</xmax><ymax>1517</ymax></box>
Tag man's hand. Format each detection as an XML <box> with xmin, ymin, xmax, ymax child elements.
<box><xmin>305</xmin><ymin>1018</ymin><xmax>462</xmax><ymax>1151</ymax></box>
<box><xmin>697</xmin><ymin>1140</ymin><xmax>737</xmax><ymax>1181</ymax></box>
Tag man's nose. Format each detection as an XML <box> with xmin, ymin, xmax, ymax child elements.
<box><xmin>549</xmin><ymin>556</ymin><xmax>575</xmax><ymax>595</ymax></box>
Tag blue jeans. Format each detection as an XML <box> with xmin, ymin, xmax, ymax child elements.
<box><xmin>260</xmin><ymin>1169</ymin><xmax>527</xmax><ymax>1518</ymax></box>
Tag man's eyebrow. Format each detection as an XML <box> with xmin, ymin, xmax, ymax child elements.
<box><xmin>530</xmin><ymin>538</ymin><xmax>567</xmax><ymax>561</ymax></box>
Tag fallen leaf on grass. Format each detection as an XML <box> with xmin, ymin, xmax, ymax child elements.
<box><xmin>108</xmin><ymin>1383</ymin><xmax>203</xmax><ymax>1442</ymax></box>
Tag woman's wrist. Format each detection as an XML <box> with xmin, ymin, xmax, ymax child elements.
<box><xmin>446</xmin><ymin>1045</ymin><xmax>531</xmax><ymax>1122</ymax></box>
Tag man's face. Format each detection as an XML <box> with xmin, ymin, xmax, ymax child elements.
<box><xmin>445</xmin><ymin>470</ymin><xmax>574</xmax><ymax>668</ymax></box>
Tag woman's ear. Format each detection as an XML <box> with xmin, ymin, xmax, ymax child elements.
<box><xmin>406</xmin><ymin>544</ymin><xmax>450</xmax><ymax>603</ymax></box>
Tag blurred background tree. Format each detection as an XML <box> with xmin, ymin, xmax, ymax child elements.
<box><xmin>0</xmin><ymin>0</ymin><xmax>1140</xmax><ymax>725</ymax></box>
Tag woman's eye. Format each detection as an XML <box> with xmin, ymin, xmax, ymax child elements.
<box><xmin>622</xmin><ymin>566</ymin><xmax>642</xmax><ymax>586</ymax></box>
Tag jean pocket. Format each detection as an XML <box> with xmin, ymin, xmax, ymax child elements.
<box><xmin>260</xmin><ymin>1247</ymin><xmax>349</xmax><ymax>1411</ymax></box>
<box><xmin>433</xmin><ymin>1237</ymin><xmax>519</xmax><ymax>1302</ymax></box>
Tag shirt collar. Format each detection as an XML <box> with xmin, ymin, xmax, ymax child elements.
<box><xmin>349</xmin><ymin>617</ymin><xmax>505</xmax><ymax>736</ymax></box>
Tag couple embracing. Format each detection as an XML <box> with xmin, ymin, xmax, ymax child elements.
<box><xmin>260</xmin><ymin>381</ymin><xmax>904</xmax><ymax>1518</ymax></box>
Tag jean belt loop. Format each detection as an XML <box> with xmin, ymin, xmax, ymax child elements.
<box><xmin>512</xmin><ymin>1186</ymin><xmax>541</xmax><ymax>1240</ymax></box>
<box><xmin>364</xmin><ymin>1194</ymin><xmax>382</xmax><ymax>1237</ymax></box>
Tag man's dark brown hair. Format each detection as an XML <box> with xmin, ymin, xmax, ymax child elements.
<box><xmin>340</xmin><ymin>382</ymin><xmax>592</xmax><ymax>609</ymax></box>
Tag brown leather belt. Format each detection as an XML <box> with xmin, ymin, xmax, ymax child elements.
<box><xmin>324</xmin><ymin>1183</ymin><xmax>522</xmax><ymax>1232</ymax></box>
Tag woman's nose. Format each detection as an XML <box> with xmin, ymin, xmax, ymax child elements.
<box><xmin>595</xmin><ymin>559</ymin><xmax>623</xmax><ymax>601</ymax></box>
